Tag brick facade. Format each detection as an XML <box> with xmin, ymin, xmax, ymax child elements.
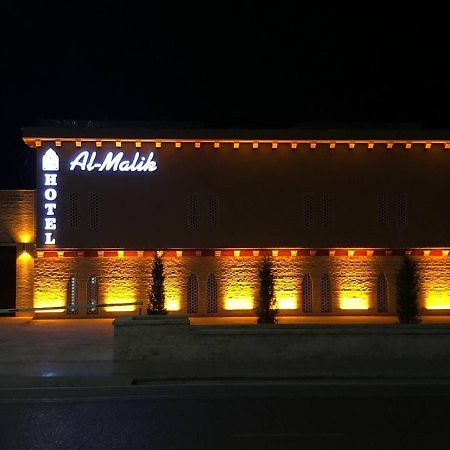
<box><xmin>0</xmin><ymin>190</ymin><xmax>35</xmax><ymax>314</ymax></box>
<box><xmin>33</xmin><ymin>253</ymin><xmax>450</xmax><ymax>317</ymax></box>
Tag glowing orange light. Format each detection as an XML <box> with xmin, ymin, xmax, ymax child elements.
<box><xmin>276</xmin><ymin>298</ymin><xmax>297</xmax><ymax>310</ymax></box>
<box><xmin>19</xmin><ymin>233</ymin><xmax>32</xmax><ymax>244</ymax></box>
<box><xmin>426</xmin><ymin>294</ymin><xmax>450</xmax><ymax>310</ymax></box>
<box><xmin>165</xmin><ymin>298</ymin><xmax>180</xmax><ymax>311</ymax></box>
<box><xmin>340</xmin><ymin>296</ymin><xmax>369</xmax><ymax>310</ymax></box>
<box><xmin>225</xmin><ymin>298</ymin><xmax>253</xmax><ymax>310</ymax></box>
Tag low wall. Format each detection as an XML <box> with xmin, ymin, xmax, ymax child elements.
<box><xmin>113</xmin><ymin>315</ymin><xmax>450</xmax><ymax>378</ymax></box>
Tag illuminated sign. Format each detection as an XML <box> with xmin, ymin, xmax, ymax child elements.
<box><xmin>42</xmin><ymin>148</ymin><xmax>59</xmax><ymax>245</ymax></box>
<box><xmin>69</xmin><ymin>151</ymin><xmax>157</xmax><ymax>172</ymax></box>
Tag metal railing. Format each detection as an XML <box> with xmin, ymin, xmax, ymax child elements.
<box><xmin>0</xmin><ymin>301</ymin><xmax>143</xmax><ymax>314</ymax></box>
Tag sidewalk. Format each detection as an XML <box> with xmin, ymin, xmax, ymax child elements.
<box><xmin>0</xmin><ymin>318</ymin><xmax>114</xmax><ymax>382</ymax></box>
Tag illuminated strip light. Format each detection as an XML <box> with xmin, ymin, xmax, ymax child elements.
<box><xmin>35</xmin><ymin>248</ymin><xmax>450</xmax><ymax>258</ymax></box>
<box><xmin>25</xmin><ymin>138</ymin><xmax>450</xmax><ymax>150</ymax></box>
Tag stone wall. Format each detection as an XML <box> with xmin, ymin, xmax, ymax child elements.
<box><xmin>34</xmin><ymin>253</ymin><xmax>450</xmax><ymax>316</ymax></box>
<box><xmin>113</xmin><ymin>315</ymin><xmax>450</xmax><ymax>378</ymax></box>
<box><xmin>0</xmin><ymin>190</ymin><xmax>35</xmax><ymax>313</ymax></box>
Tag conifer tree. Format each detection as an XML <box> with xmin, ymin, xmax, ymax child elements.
<box><xmin>396</xmin><ymin>256</ymin><xmax>421</xmax><ymax>324</ymax></box>
<box><xmin>148</xmin><ymin>255</ymin><xmax>167</xmax><ymax>314</ymax></box>
<box><xmin>255</xmin><ymin>257</ymin><xmax>278</xmax><ymax>324</ymax></box>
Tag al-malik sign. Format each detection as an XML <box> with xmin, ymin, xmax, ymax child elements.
<box><xmin>69</xmin><ymin>151</ymin><xmax>158</xmax><ymax>172</ymax></box>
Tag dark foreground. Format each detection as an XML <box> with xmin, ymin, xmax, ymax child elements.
<box><xmin>1</xmin><ymin>380</ymin><xmax>449</xmax><ymax>449</ymax></box>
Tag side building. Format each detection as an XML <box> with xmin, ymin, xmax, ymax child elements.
<box><xmin>1</xmin><ymin>125</ymin><xmax>450</xmax><ymax>318</ymax></box>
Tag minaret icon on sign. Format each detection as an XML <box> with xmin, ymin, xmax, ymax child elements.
<box><xmin>42</xmin><ymin>148</ymin><xmax>59</xmax><ymax>171</ymax></box>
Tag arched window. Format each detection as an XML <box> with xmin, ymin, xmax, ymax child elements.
<box><xmin>67</xmin><ymin>275</ymin><xmax>78</xmax><ymax>315</ymax></box>
<box><xmin>207</xmin><ymin>274</ymin><xmax>218</xmax><ymax>313</ymax></box>
<box><xmin>87</xmin><ymin>275</ymin><xmax>99</xmax><ymax>315</ymax></box>
<box><xmin>301</xmin><ymin>273</ymin><xmax>313</xmax><ymax>313</ymax></box>
<box><xmin>321</xmin><ymin>274</ymin><xmax>332</xmax><ymax>313</ymax></box>
<box><xmin>377</xmin><ymin>273</ymin><xmax>388</xmax><ymax>313</ymax></box>
<box><xmin>187</xmin><ymin>274</ymin><xmax>199</xmax><ymax>314</ymax></box>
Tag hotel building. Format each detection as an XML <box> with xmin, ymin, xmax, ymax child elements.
<box><xmin>1</xmin><ymin>124</ymin><xmax>450</xmax><ymax>318</ymax></box>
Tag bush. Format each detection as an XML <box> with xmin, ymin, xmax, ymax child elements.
<box><xmin>396</xmin><ymin>256</ymin><xmax>421</xmax><ymax>324</ymax></box>
<box><xmin>255</xmin><ymin>257</ymin><xmax>278</xmax><ymax>324</ymax></box>
<box><xmin>148</xmin><ymin>255</ymin><xmax>167</xmax><ymax>314</ymax></box>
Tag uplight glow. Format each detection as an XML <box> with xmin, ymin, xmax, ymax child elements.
<box><xmin>225</xmin><ymin>297</ymin><xmax>253</xmax><ymax>310</ymax></box>
<box><xmin>340</xmin><ymin>296</ymin><xmax>369</xmax><ymax>310</ymax></box>
<box><xmin>104</xmin><ymin>280</ymin><xmax>137</xmax><ymax>312</ymax></box>
<box><xmin>276</xmin><ymin>297</ymin><xmax>297</xmax><ymax>310</ymax></box>
<box><xmin>165</xmin><ymin>298</ymin><xmax>181</xmax><ymax>311</ymax></box>
<box><xmin>34</xmin><ymin>285</ymin><xmax>65</xmax><ymax>313</ymax></box>
<box><xmin>426</xmin><ymin>294</ymin><xmax>450</xmax><ymax>310</ymax></box>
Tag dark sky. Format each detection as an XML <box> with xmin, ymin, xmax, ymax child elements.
<box><xmin>1</xmin><ymin>5</ymin><xmax>449</xmax><ymax>188</ymax></box>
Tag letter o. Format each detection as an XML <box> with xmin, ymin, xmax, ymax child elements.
<box><xmin>44</xmin><ymin>188</ymin><xmax>57</xmax><ymax>201</ymax></box>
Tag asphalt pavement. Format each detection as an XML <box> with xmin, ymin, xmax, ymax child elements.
<box><xmin>1</xmin><ymin>380</ymin><xmax>449</xmax><ymax>450</ymax></box>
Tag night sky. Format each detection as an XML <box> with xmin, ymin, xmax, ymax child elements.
<box><xmin>1</xmin><ymin>5</ymin><xmax>448</xmax><ymax>188</ymax></box>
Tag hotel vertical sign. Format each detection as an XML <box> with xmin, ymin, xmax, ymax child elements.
<box><xmin>42</xmin><ymin>148</ymin><xmax>59</xmax><ymax>245</ymax></box>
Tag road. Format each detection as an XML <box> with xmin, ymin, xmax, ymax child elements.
<box><xmin>1</xmin><ymin>380</ymin><xmax>450</xmax><ymax>449</ymax></box>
